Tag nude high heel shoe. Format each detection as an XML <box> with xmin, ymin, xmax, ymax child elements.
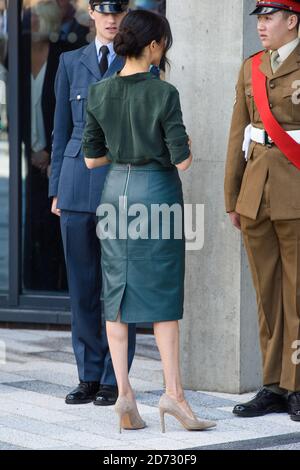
<box><xmin>115</xmin><ymin>396</ymin><xmax>147</xmax><ymax>433</ymax></box>
<box><xmin>159</xmin><ymin>393</ymin><xmax>216</xmax><ymax>433</ymax></box>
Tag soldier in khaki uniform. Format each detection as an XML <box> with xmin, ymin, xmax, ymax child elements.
<box><xmin>225</xmin><ymin>0</ymin><xmax>300</xmax><ymax>420</ymax></box>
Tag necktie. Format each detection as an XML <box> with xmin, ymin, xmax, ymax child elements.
<box><xmin>99</xmin><ymin>45</ymin><xmax>109</xmax><ymax>76</ymax></box>
<box><xmin>270</xmin><ymin>50</ymin><xmax>280</xmax><ymax>73</ymax></box>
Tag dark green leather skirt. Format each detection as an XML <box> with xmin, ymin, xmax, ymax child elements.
<box><xmin>99</xmin><ymin>161</ymin><xmax>185</xmax><ymax>323</ymax></box>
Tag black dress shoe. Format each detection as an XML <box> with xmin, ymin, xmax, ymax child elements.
<box><xmin>93</xmin><ymin>384</ymin><xmax>118</xmax><ymax>406</ymax></box>
<box><xmin>233</xmin><ymin>388</ymin><xmax>288</xmax><ymax>417</ymax></box>
<box><xmin>65</xmin><ymin>381</ymin><xmax>100</xmax><ymax>405</ymax></box>
<box><xmin>288</xmin><ymin>392</ymin><xmax>300</xmax><ymax>421</ymax></box>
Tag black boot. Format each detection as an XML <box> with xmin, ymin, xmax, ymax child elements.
<box><xmin>288</xmin><ymin>392</ymin><xmax>300</xmax><ymax>421</ymax></box>
<box><xmin>65</xmin><ymin>381</ymin><xmax>100</xmax><ymax>405</ymax></box>
<box><xmin>233</xmin><ymin>388</ymin><xmax>288</xmax><ymax>417</ymax></box>
<box><xmin>93</xmin><ymin>384</ymin><xmax>118</xmax><ymax>406</ymax></box>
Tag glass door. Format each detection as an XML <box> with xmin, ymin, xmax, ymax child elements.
<box><xmin>0</xmin><ymin>0</ymin><xmax>165</xmax><ymax>323</ymax></box>
<box><xmin>20</xmin><ymin>1</ymin><xmax>91</xmax><ymax>299</ymax></box>
<box><xmin>0</xmin><ymin>0</ymin><xmax>8</xmax><ymax>298</ymax></box>
<box><xmin>18</xmin><ymin>1</ymin><xmax>92</xmax><ymax>315</ymax></box>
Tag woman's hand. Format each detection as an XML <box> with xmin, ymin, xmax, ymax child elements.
<box><xmin>175</xmin><ymin>136</ymin><xmax>193</xmax><ymax>171</ymax></box>
<box><xmin>84</xmin><ymin>156</ymin><xmax>110</xmax><ymax>169</ymax></box>
<box><xmin>176</xmin><ymin>153</ymin><xmax>193</xmax><ymax>171</ymax></box>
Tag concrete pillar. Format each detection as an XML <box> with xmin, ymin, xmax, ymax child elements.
<box><xmin>166</xmin><ymin>0</ymin><xmax>263</xmax><ymax>393</ymax></box>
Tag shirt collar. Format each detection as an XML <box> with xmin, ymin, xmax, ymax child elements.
<box><xmin>114</xmin><ymin>71</ymin><xmax>158</xmax><ymax>82</ymax></box>
<box><xmin>276</xmin><ymin>38</ymin><xmax>300</xmax><ymax>63</ymax></box>
<box><xmin>95</xmin><ymin>37</ymin><xmax>115</xmax><ymax>59</ymax></box>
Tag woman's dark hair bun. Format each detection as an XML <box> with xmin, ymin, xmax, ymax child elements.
<box><xmin>114</xmin><ymin>28</ymin><xmax>139</xmax><ymax>57</ymax></box>
<box><xmin>113</xmin><ymin>10</ymin><xmax>173</xmax><ymax>61</ymax></box>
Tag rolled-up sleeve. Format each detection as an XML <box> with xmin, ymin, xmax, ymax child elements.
<box><xmin>161</xmin><ymin>88</ymin><xmax>190</xmax><ymax>165</ymax></box>
<box><xmin>82</xmin><ymin>86</ymin><xmax>108</xmax><ymax>158</ymax></box>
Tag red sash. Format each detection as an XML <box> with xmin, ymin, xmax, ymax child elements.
<box><xmin>252</xmin><ymin>51</ymin><xmax>300</xmax><ymax>170</ymax></box>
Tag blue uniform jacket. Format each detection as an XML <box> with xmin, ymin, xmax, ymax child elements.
<box><xmin>49</xmin><ymin>41</ymin><xmax>125</xmax><ymax>213</ymax></box>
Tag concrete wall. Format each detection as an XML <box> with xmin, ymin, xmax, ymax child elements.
<box><xmin>166</xmin><ymin>0</ymin><xmax>263</xmax><ymax>393</ymax></box>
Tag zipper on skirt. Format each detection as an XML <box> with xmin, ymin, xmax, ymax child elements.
<box><xmin>123</xmin><ymin>163</ymin><xmax>131</xmax><ymax>209</ymax></box>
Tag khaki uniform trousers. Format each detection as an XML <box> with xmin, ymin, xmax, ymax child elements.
<box><xmin>240</xmin><ymin>173</ymin><xmax>300</xmax><ymax>391</ymax></box>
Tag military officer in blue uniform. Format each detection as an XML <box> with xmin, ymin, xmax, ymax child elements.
<box><xmin>49</xmin><ymin>0</ymin><xmax>136</xmax><ymax>406</ymax></box>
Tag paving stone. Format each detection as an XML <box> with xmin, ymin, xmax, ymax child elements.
<box><xmin>2</xmin><ymin>380</ymin><xmax>70</xmax><ymax>399</ymax></box>
<box><xmin>0</xmin><ymin>328</ymin><xmax>299</xmax><ymax>450</ymax></box>
<box><xmin>0</xmin><ymin>440</ymin><xmax>29</xmax><ymax>450</ymax></box>
<box><xmin>0</xmin><ymin>427</ymin><xmax>72</xmax><ymax>450</ymax></box>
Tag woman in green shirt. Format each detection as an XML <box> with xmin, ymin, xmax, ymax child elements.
<box><xmin>83</xmin><ymin>10</ymin><xmax>216</xmax><ymax>434</ymax></box>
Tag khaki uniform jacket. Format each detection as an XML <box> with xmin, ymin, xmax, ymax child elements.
<box><xmin>224</xmin><ymin>44</ymin><xmax>300</xmax><ymax>220</ymax></box>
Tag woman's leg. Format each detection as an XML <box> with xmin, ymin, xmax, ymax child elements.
<box><xmin>106</xmin><ymin>314</ymin><xmax>146</xmax><ymax>432</ymax></box>
<box><xmin>106</xmin><ymin>313</ymin><xmax>135</xmax><ymax>400</ymax></box>
<box><xmin>154</xmin><ymin>320</ymin><xmax>195</xmax><ymax>419</ymax></box>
